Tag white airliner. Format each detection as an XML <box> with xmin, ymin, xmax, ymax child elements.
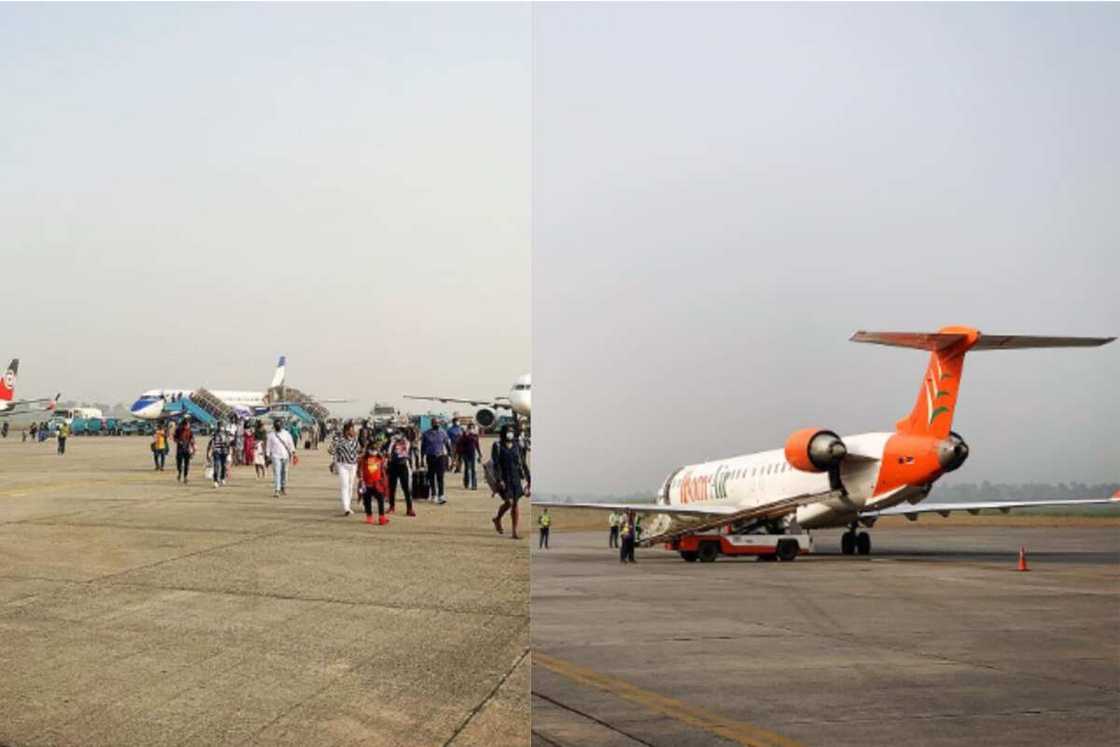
<box><xmin>129</xmin><ymin>357</ymin><xmax>290</xmax><ymax>420</ymax></box>
<box><xmin>404</xmin><ymin>373</ymin><xmax>531</xmax><ymax>428</ymax></box>
<box><xmin>0</xmin><ymin>359</ymin><xmax>59</xmax><ymax>418</ymax></box>
<box><xmin>537</xmin><ymin>328</ymin><xmax>1117</xmax><ymax>557</ymax></box>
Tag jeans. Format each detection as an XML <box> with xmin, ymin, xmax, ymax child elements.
<box><xmin>212</xmin><ymin>454</ymin><xmax>227</xmax><ymax>483</ymax></box>
<box><xmin>609</xmin><ymin>527</ymin><xmax>619</xmax><ymax>548</ymax></box>
<box><xmin>462</xmin><ymin>456</ymin><xmax>477</xmax><ymax>489</ymax></box>
<box><xmin>153</xmin><ymin>448</ymin><xmax>167</xmax><ymax>470</ymax></box>
<box><xmin>539</xmin><ymin>527</ymin><xmax>550</xmax><ymax>549</ymax></box>
<box><xmin>427</xmin><ymin>454</ymin><xmax>446</xmax><ymax>498</ymax></box>
<box><xmin>57</xmin><ymin>437</ymin><xmax>67</xmax><ymax>455</ymax></box>
<box><xmin>337</xmin><ymin>462</ymin><xmax>356</xmax><ymax>512</ymax></box>
<box><xmin>177</xmin><ymin>450</ymin><xmax>192</xmax><ymax>480</ymax></box>
<box><xmin>273</xmin><ymin>457</ymin><xmax>289</xmax><ymax>493</ymax></box>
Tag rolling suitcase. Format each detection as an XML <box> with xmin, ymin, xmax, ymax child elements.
<box><xmin>411</xmin><ymin>469</ymin><xmax>430</xmax><ymax>500</ymax></box>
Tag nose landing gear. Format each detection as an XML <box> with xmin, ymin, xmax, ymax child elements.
<box><xmin>841</xmin><ymin>523</ymin><xmax>871</xmax><ymax>556</ymax></box>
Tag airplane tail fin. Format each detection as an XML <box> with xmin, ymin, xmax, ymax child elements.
<box><xmin>0</xmin><ymin>359</ymin><xmax>17</xmax><ymax>402</ymax></box>
<box><xmin>270</xmin><ymin>356</ymin><xmax>287</xmax><ymax>390</ymax></box>
<box><xmin>850</xmin><ymin>327</ymin><xmax>1115</xmax><ymax>438</ymax></box>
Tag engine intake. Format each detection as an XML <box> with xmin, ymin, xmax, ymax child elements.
<box><xmin>475</xmin><ymin>408</ymin><xmax>497</xmax><ymax>428</ymax></box>
<box><xmin>785</xmin><ymin>428</ymin><xmax>847</xmax><ymax>473</ymax></box>
<box><xmin>937</xmin><ymin>431</ymin><xmax>969</xmax><ymax>472</ymax></box>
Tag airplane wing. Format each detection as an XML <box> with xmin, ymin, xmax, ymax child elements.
<box><xmin>403</xmin><ymin>395</ymin><xmax>511</xmax><ymax>410</ymax></box>
<box><xmin>537</xmin><ymin>489</ymin><xmax>845</xmax><ymax>547</ymax></box>
<box><xmin>863</xmin><ymin>493</ymin><xmax>1120</xmax><ymax>521</ymax></box>
<box><xmin>0</xmin><ymin>394</ymin><xmax>60</xmax><ymax>416</ymax></box>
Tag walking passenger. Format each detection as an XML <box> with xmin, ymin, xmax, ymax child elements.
<box><xmin>207</xmin><ymin>423</ymin><xmax>231</xmax><ymax>488</ymax></box>
<box><xmin>491</xmin><ymin>425</ymin><xmax>526</xmax><ymax>539</ymax></box>
<box><xmin>243</xmin><ymin>425</ymin><xmax>256</xmax><ymax>469</ymax></box>
<box><xmin>358</xmin><ymin>442</ymin><xmax>390</xmax><ymax>525</ymax></box>
<box><xmin>421</xmin><ymin>419</ymin><xmax>451</xmax><ymax>504</ymax></box>
<box><xmin>329</xmin><ymin>421</ymin><xmax>359</xmax><ymax>516</ymax></box>
<box><xmin>387</xmin><ymin>430</ymin><xmax>415</xmax><ymax>516</ymax></box>
<box><xmin>152</xmin><ymin>422</ymin><xmax>168</xmax><ymax>471</ymax></box>
<box><xmin>458</xmin><ymin>424</ymin><xmax>481</xmax><ymax>490</ymax></box>
<box><xmin>175</xmin><ymin>418</ymin><xmax>195</xmax><ymax>483</ymax></box>
<box><xmin>253</xmin><ymin>438</ymin><xmax>266</xmax><ymax>478</ymax></box>
<box><xmin>267</xmin><ymin>419</ymin><xmax>295</xmax><ymax>497</ymax></box>
<box><xmin>447</xmin><ymin>418</ymin><xmax>464</xmax><ymax>473</ymax></box>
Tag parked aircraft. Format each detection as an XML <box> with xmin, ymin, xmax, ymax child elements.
<box><xmin>0</xmin><ymin>359</ymin><xmax>59</xmax><ymax>418</ymax></box>
<box><xmin>404</xmin><ymin>373</ymin><xmax>531</xmax><ymax>428</ymax></box>
<box><xmin>536</xmin><ymin>327</ymin><xmax>1116</xmax><ymax>557</ymax></box>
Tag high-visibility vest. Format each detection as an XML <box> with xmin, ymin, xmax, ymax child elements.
<box><xmin>539</xmin><ymin>513</ymin><xmax>551</xmax><ymax>528</ymax></box>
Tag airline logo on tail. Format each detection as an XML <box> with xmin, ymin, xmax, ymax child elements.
<box><xmin>1</xmin><ymin>359</ymin><xmax>16</xmax><ymax>402</ymax></box>
<box><xmin>270</xmin><ymin>356</ymin><xmax>287</xmax><ymax>389</ymax></box>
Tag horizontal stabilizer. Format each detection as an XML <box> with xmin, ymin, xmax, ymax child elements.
<box><xmin>851</xmin><ymin>330</ymin><xmax>1115</xmax><ymax>351</ymax></box>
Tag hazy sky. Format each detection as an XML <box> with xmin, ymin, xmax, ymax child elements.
<box><xmin>1</xmin><ymin>4</ymin><xmax>530</xmax><ymax>415</ymax></box>
<box><xmin>533</xmin><ymin>3</ymin><xmax>1119</xmax><ymax>494</ymax></box>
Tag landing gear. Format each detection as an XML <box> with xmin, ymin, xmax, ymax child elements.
<box><xmin>856</xmin><ymin>531</ymin><xmax>871</xmax><ymax>556</ymax></box>
<box><xmin>841</xmin><ymin>524</ymin><xmax>872</xmax><ymax>556</ymax></box>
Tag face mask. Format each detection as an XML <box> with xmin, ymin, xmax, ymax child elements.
<box><xmin>504</xmin><ymin>433</ymin><xmax>513</xmax><ymax>441</ymax></box>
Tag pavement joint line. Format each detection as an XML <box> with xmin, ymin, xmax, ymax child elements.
<box><xmin>530</xmin><ymin>728</ymin><xmax>566</xmax><ymax>747</ymax></box>
<box><xmin>444</xmin><ymin>647</ymin><xmax>529</xmax><ymax>747</ymax></box>
<box><xmin>533</xmin><ymin>653</ymin><xmax>805</xmax><ymax>747</ymax></box>
<box><xmin>94</xmin><ymin>580</ymin><xmax>529</xmax><ymax>619</ymax></box>
<box><xmin>531</xmin><ymin>691</ymin><xmax>659</xmax><ymax>747</ymax></box>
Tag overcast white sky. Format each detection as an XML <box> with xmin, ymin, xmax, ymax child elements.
<box><xmin>533</xmin><ymin>3</ymin><xmax>1119</xmax><ymax>494</ymax></box>
<box><xmin>1</xmin><ymin>4</ymin><xmax>530</xmax><ymax>416</ymax></box>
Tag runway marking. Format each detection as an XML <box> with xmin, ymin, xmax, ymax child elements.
<box><xmin>534</xmin><ymin>653</ymin><xmax>804</xmax><ymax>747</ymax></box>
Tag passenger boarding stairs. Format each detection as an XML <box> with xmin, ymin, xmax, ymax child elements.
<box><xmin>189</xmin><ymin>388</ymin><xmax>234</xmax><ymax>423</ymax></box>
<box><xmin>268</xmin><ymin>386</ymin><xmax>329</xmax><ymax>421</ymax></box>
<box><xmin>162</xmin><ymin>398</ymin><xmax>217</xmax><ymax>427</ymax></box>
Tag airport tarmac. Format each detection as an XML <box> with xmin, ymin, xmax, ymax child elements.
<box><xmin>530</xmin><ymin>525</ymin><xmax>1120</xmax><ymax>747</ymax></box>
<box><xmin>0</xmin><ymin>436</ymin><xmax>528</xmax><ymax>746</ymax></box>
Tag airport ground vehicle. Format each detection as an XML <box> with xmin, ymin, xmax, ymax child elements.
<box><xmin>667</xmin><ymin>530</ymin><xmax>813</xmax><ymax>562</ymax></box>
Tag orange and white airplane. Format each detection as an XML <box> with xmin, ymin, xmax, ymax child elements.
<box><xmin>537</xmin><ymin>327</ymin><xmax>1117</xmax><ymax>556</ymax></box>
<box><xmin>0</xmin><ymin>359</ymin><xmax>59</xmax><ymax>418</ymax></box>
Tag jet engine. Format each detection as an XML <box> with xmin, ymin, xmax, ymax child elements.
<box><xmin>937</xmin><ymin>431</ymin><xmax>969</xmax><ymax>473</ymax></box>
<box><xmin>475</xmin><ymin>408</ymin><xmax>497</xmax><ymax>429</ymax></box>
<box><xmin>784</xmin><ymin>428</ymin><xmax>847</xmax><ymax>472</ymax></box>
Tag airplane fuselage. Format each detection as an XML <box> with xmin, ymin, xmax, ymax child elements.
<box><xmin>129</xmin><ymin>389</ymin><xmax>267</xmax><ymax>420</ymax></box>
<box><xmin>658</xmin><ymin>432</ymin><xmax>928</xmax><ymax>531</ymax></box>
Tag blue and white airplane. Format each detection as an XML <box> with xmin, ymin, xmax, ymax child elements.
<box><xmin>129</xmin><ymin>357</ymin><xmax>289</xmax><ymax>420</ymax></box>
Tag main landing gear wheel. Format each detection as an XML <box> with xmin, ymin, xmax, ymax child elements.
<box><xmin>841</xmin><ymin>531</ymin><xmax>856</xmax><ymax>555</ymax></box>
<box><xmin>856</xmin><ymin>531</ymin><xmax>871</xmax><ymax>555</ymax></box>
<box><xmin>680</xmin><ymin>550</ymin><xmax>699</xmax><ymax>562</ymax></box>
<box><xmin>698</xmin><ymin>542</ymin><xmax>720</xmax><ymax>563</ymax></box>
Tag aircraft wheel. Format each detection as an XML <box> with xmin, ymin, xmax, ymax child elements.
<box><xmin>841</xmin><ymin>531</ymin><xmax>855</xmax><ymax>555</ymax></box>
<box><xmin>698</xmin><ymin>542</ymin><xmax>719</xmax><ymax>563</ymax></box>
<box><xmin>777</xmin><ymin>540</ymin><xmax>799</xmax><ymax>562</ymax></box>
<box><xmin>680</xmin><ymin>550</ymin><xmax>699</xmax><ymax>562</ymax></box>
<box><xmin>856</xmin><ymin>532</ymin><xmax>871</xmax><ymax>555</ymax></box>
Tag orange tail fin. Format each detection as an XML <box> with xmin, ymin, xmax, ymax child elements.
<box><xmin>850</xmin><ymin>326</ymin><xmax>1114</xmax><ymax>438</ymax></box>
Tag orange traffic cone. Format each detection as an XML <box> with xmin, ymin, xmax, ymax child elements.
<box><xmin>1017</xmin><ymin>545</ymin><xmax>1029</xmax><ymax>572</ymax></box>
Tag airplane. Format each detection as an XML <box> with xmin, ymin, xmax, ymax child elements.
<box><xmin>404</xmin><ymin>373</ymin><xmax>531</xmax><ymax>429</ymax></box>
<box><xmin>0</xmin><ymin>359</ymin><xmax>60</xmax><ymax>418</ymax></box>
<box><xmin>129</xmin><ymin>356</ymin><xmax>342</xmax><ymax>421</ymax></box>
<box><xmin>535</xmin><ymin>327</ymin><xmax>1117</xmax><ymax>557</ymax></box>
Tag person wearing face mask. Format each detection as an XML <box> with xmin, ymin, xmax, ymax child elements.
<box><xmin>457</xmin><ymin>423</ymin><xmax>481</xmax><ymax>490</ymax></box>
<box><xmin>421</xmin><ymin>418</ymin><xmax>452</xmax><ymax>504</ymax></box>
<box><xmin>490</xmin><ymin>425</ymin><xmax>526</xmax><ymax>539</ymax></box>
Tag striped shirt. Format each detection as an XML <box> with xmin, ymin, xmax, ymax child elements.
<box><xmin>330</xmin><ymin>435</ymin><xmax>359</xmax><ymax>465</ymax></box>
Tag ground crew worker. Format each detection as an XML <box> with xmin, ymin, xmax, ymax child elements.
<box><xmin>620</xmin><ymin>510</ymin><xmax>637</xmax><ymax>563</ymax></box>
<box><xmin>538</xmin><ymin>508</ymin><xmax>551</xmax><ymax>549</ymax></box>
<box><xmin>57</xmin><ymin>420</ymin><xmax>70</xmax><ymax>455</ymax></box>
<box><xmin>608</xmin><ymin>511</ymin><xmax>620</xmax><ymax>548</ymax></box>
